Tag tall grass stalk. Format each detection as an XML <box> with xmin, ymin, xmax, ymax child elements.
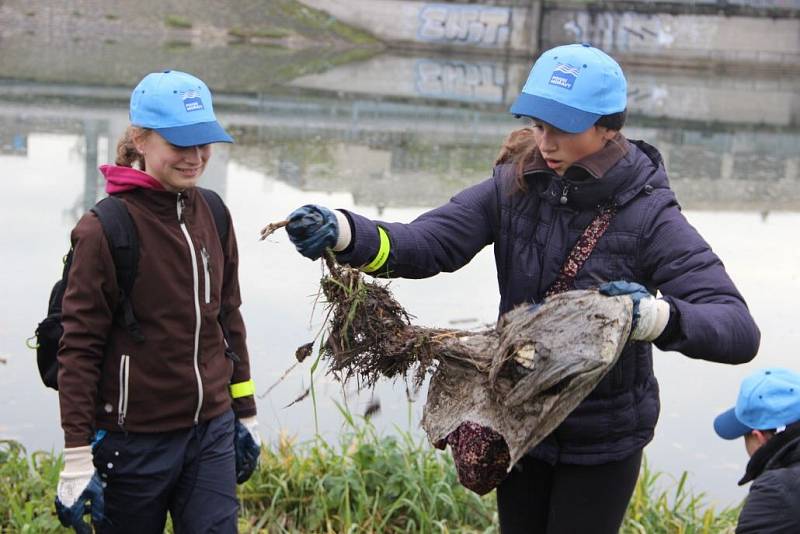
<box><xmin>309</xmin><ymin>342</ymin><xmax>324</xmax><ymax>436</ymax></box>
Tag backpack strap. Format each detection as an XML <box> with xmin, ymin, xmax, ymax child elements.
<box><xmin>196</xmin><ymin>187</ymin><xmax>240</xmax><ymax>362</ymax></box>
<box><xmin>198</xmin><ymin>187</ymin><xmax>229</xmax><ymax>248</ymax></box>
<box><xmin>91</xmin><ymin>196</ymin><xmax>145</xmax><ymax>343</ymax></box>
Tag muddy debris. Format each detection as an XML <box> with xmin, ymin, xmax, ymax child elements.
<box><xmin>363</xmin><ymin>398</ymin><xmax>381</xmax><ymax>419</ymax></box>
<box><xmin>295</xmin><ymin>342</ymin><xmax>314</xmax><ymax>363</ymax></box>
<box><xmin>284</xmin><ymin>386</ymin><xmax>311</xmax><ymax>408</ymax></box>
<box><xmin>316</xmin><ymin>251</ymin><xmax>459</xmax><ymax>390</ymax></box>
<box><xmin>291</xmin><ymin>250</ymin><xmax>632</xmax><ymax>495</ymax></box>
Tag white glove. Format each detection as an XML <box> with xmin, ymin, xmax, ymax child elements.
<box><xmin>238</xmin><ymin>415</ymin><xmax>261</xmax><ymax>447</ymax></box>
<box><xmin>332</xmin><ymin>210</ymin><xmax>352</xmax><ymax>251</ymax></box>
<box><xmin>57</xmin><ymin>445</ymin><xmax>95</xmax><ymax>507</ymax></box>
<box><xmin>632</xmin><ymin>297</ymin><xmax>670</xmax><ymax>341</ymax></box>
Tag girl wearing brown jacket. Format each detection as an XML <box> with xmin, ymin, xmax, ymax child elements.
<box><xmin>54</xmin><ymin>70</ymin><xmax>259</xmax><ymax>534</ymax></box>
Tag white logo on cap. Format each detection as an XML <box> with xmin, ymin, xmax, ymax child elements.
<box><xmin>549</xmin><ymin>63</ymin><xmax>580</xmax><ymax>90</ymax></box>
<box><xmin>182</xmin><ymin>90</ymin><xmax>205</xmax><ymax>112</ymax></box>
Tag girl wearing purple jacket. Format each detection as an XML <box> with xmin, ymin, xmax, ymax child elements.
<box><xmin>285</xmin><ymin>44</ymin><xmax>760</xmax><ymax>533</ymax></box>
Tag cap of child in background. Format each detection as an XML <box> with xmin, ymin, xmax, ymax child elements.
<box><xmin>714</xmin><ymin>367</ymin><xmax>800</xmax><ymax>440</ymax></box>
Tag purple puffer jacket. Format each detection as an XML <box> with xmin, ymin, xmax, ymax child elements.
<box><xmin>336</xmin><ymin>136</ymin><xmax>760</xmax><ymax>465</ymax></box>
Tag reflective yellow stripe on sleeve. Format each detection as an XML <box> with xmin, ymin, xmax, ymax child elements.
<box><xmin>362</xmin><ymin>227</ymin><xmax>390</xmax><ymax>273</ymax></box>
<box><xmin>230</xmin><ymin>379</ymin><xmax>255</xmax><ymax>399</ymax></box>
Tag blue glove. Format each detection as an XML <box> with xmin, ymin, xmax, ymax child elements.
<box><xmin>599</xmin><ymin>280</ymin><xmax>670</xmax><ymax>341</ymax></box>
<box><xmin>599</xmin><ymin>280</ymin><xmax>650</xmax><ymax>321</ymax></box>
<box><xmin>286</xmin><ymin>204</ymin><xmax>339</xmax><ymax>260</ymax></box>
<box><xmin>55</xmin><ymin>471</ymin><xmax>104</xmax><ymax>533</ymax></box>
<box><xmin>55</xmin><ymin>439</ymin><xmax>105</xmax><ymax>533</ymax></box>
<box><xmin>234</xmin><ymin>416</ymin><xmax>261</xmax><ymax>484</ymax></box>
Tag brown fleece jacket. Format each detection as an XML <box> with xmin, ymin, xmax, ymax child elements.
<box><xmin>58</xmin><ymin>185</ymin><xmax>256</xmax><ymax>447</ymax></box>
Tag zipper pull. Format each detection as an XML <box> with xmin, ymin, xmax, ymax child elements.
<box><xmin>202</xmin><ymin>247</ymin><xmax>212</xmax><ymax>273</ymax></box>
<box><xmin>560</xmin><ymin>183</ymin><xmax>569</xmax><ymax>205</ymax></box>
<box><xmin>177</xmin><ymin>194</ymin><xmax>185</xmax><ymax>223</ymax></box>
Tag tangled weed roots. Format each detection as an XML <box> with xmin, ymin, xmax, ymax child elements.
<box><xmin>320</xmin><ymin>253</ymin><xmax>438</xmax><ymax>389</ymax></box>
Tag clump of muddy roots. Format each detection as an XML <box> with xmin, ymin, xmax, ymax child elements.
<box><xmin>317</xmin><ymin>252</ymin><xmax>483</xmax><ymax>390</ymax></box>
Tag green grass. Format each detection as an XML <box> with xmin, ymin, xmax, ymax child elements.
<box><xmin>164</xmin><ymin>40</ymin><xmax>193</xmax><ymax>51</ymax></box>
<box><xmin>1</xmin><ymin>428</ymin><xmax>741</xmax><ymax>533</ymax></box>
<box><xmin>0</xmin><ymin>440</ymin><xmax>63</xmax><ymax>532</ymax></box>
<box><xmin>622</xmin><ymin>456</ymin><xmax>741</xmax><ymax>534</ymax></box>
<box><xmin>229</xmin><ymin>27</ymin><xmax>292</xmax><ymax>40</ymax></box>
<box><xmin>239</xmin><ymin>403</ymin><xmax>496</xmax><ymax>533</ymax></box>
<box><xmin>164</xmin><ymin>14</ymin><xmax>193</xmax><ymax>30</ymax></box>
<box><xmin>274</xmin><ymin>0</ymin><xmax>379</xmax><ymax>46</ymax></box>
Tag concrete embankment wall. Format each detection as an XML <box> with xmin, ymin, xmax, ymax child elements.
<box><xmin>543</xmin><ymin>5</ymin><xmax>799</xmax><ymax>69</ymax></box>
<box><xmin>298</xmin><ymin>0</ymin><xmax>540</xmax><ymax>54</ymax></box>
<box><xmin>288</xmin><ymin>54</ymin><xmax>800</xmax><ymax>127</ymax></box>
<box><xmin>298</xmin><ymin>0</ymin><xmax>800</xmax><ymax>69</ymax></box>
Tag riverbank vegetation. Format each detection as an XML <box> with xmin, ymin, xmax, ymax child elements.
<box><xmin>1</xmin><ymin>415</ymin><xmax>741</xmax><ymax>533</ymax></box>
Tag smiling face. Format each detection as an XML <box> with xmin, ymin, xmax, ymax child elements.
<box><xmin>530</xmin><ymin>119</ymin><xmax>614</xmax><ymax>176</ymax></box>
<box><xmin>135</xmin><ymin>131</ymin><xmax>211</xmax><ymax>192</ymax></box>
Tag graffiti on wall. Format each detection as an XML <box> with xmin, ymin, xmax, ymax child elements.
<box><xmin>563</xmin><ymin>12</ymin><xmax>676</xmax><ymax>53</ymax></box>
<box><xmin>418</xmin><ymin>4</ymin><xmax>511</xmax><ymax>47</ymax></box>
<box><xmin>414</xmin><ymin>59</ymin><xmax>507</xmax><ymax>103</ymax></box>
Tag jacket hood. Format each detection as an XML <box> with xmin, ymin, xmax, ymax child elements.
<box><xmin>528</xmin><ymin>137</ymin><xmax>672</xmax><ymax>210</ymax></box>
<box><xmin>100</xmin><ymin>164</ymin><xmax>166</xmax><ymax>194</ymax></box>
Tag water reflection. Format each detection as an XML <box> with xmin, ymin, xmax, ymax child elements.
<box><xmin>1</xmin><ymin>55</ymin><xmax>799</xmax><ymax>508</ymax></box>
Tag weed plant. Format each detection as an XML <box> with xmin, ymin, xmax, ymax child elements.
<box><xmin>2</xmin><ymin>428</ymin><xmax>741</xmax><ymax>533</ymax></box>
<box><xmin>621</xmin><ymin>456</ymin><xmax>741</xmax><ymax>534</ymax></box>
<box><xmin>0</xmin><ymin>440</ymin><xmax>62</xmax><ymax>532</ymax></box>
<box><xmin>239</xmin><ymin>403</ymin><xmax>496</xmax><ymax>533</ymax></box>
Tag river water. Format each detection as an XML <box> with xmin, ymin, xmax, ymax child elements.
<box><xmin>1</xmin><ymin>52</ymin><xmax>799</xmax><ymax>509</ymax></box>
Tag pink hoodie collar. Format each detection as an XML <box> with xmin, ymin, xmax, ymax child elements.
<box><xmin>100</xmin><ymin>165</ymin><xmax>166</xmax><ymax>194</ymax></box>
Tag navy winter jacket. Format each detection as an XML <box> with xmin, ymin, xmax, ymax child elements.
<box><xmin>337</xmin><ymin>135</ymin><xmax>760</xmax><ymax>464</ymax></box>
<box><xmin>735</xmin><ymin>422</ymin><xmax>800</xmax><ymax>533</ymax></box>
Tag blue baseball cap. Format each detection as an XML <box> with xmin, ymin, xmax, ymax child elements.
<box><xmin>714</xmin><ymin>367</ymin><xmax>800</xmax><ymax>440</ymax></box>
<box><xmin>510</xmin><ymin>43</ymin><xmax>627</xmax><ymax>133</ymax></box>
<box><xmin>129</xmin><ymin>70</ymin><xmax>233</xmax><ymax>147</ymax></box>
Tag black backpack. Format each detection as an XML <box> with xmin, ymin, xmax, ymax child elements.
<box><xmin>32</xmin><ymin>187</ymin><xmax>231</xmax><ymax>390</ymax></box>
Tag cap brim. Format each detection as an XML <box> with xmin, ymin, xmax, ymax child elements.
<box><xmin>714</xmin><ymin>407</ymin><xmax>752</xmax><ymax>440</ymax></box>
<box><xmin>509</xmin><ymin>93</ymin><xmax>600</xmax><ymax>134</ymax></box>
<box><xmin>155</xmin><ymin>121</ymin><xmax>234</xmax><ymax>147</ymax></box>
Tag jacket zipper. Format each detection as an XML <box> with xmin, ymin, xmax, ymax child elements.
<box><xmin>117</xmin><ymin>354</ymin><xmax>130</xmax><ymax>426</ymax></box>
<box><xmin>177</xmin><ymin>195</ymin><xmax>204</xmax><ymax>424</ymax></box>
<box><xmin>538</xmin><ymin>191</ymin><xmax>561</xmax><ymax>297</ymax></box>
<box><xmin>541</xmin><ymin>179</ymin><xmax>576</xmax><ymax>296</ymax></box>
<box><xmin>201</xmin><ymin>247</ymin><xmax>211</xmax><ymax>304</ymax></box>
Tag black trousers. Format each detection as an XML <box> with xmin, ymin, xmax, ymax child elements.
<box><xmin>496</xmin><ymin>450</ymin><xmax>642</xmax><ymax>534</ymax></box>
<box><xmin>92</xmin><ymin>409</ymin><xmax>238</xmax><ymax>534</ymax></box>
